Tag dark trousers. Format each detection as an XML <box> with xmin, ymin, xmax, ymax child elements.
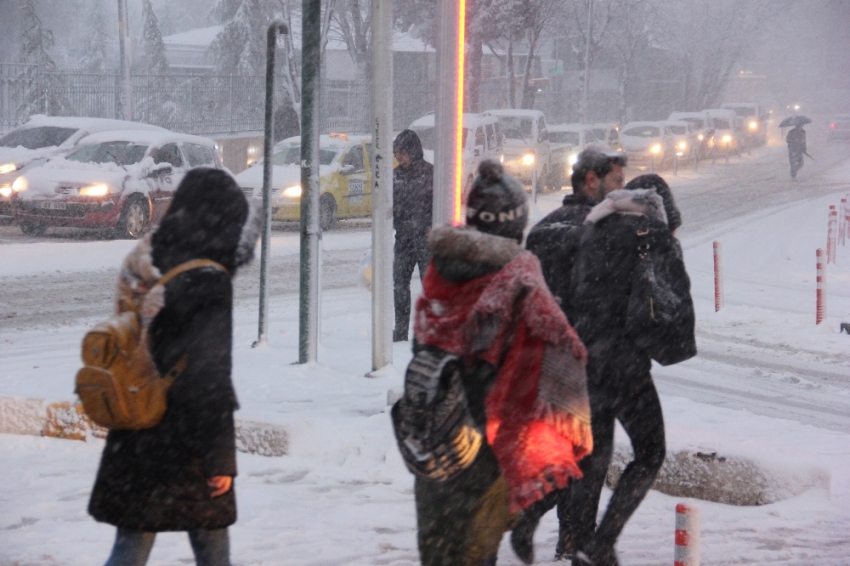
<box><xmin>104</xmin><ymin>528</ymin><xmax>231</xmax><ymax>566</ymax></box>
<box><xmin>789</xmin><ymin>149</ymin><xmax>804</xmax><ymax>178</ymax></box>
<box><xmin>393</xmin><ymin>239</ymin><xmax>430</xmax><ymax>339</ymax></box>
<box><xmin>570</xmin><ymin>373</ymin><xmax>666</xmax><ymax>554</ymax></box>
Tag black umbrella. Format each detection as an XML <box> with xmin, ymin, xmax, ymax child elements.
<box><xmin>779</xmin><ymin>115</ymin><xmax>812</xmax><ymax>128</ymax></box>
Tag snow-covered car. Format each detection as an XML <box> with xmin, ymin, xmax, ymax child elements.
<box><xmin>591</xmin><ymin>122</ymin><xmax>621</xmax><ymax>150</ymax></box>
<box><xmin>235</xmin><ymin>133</ymin><xmax>372</xmax><ymax>231</ymax></box>
<box><xmin>721</xmin><ymin>102</ymin><xmax>768</xmax><ymax>146</ymax></box>
<box><xmin>828</xmin><ymin>114</ymin><xmax>850</xmax><ymax>142</ymax></box>
<box><xmin>547</xmin><ymin>123</ymin><xmax>607</xmax><ymax>176</ymax></box>
<box><xmin>13</xmin><ymin>130</ymin><xmax>221</xmax><ymax>238</ymax></box>
<box><xmin>668</xmin><ymin>111</ymin><xmax>713</xmax><ymax>158</ymax></box>
<box><xmin>485</xmin><ymin>109</ymin><xmax>569</xmax><ymax>189</ymax></box>
<box><xmin>619</xmin><ymin>121</ymin><xmax>673</xmax><ymax>167</ymax></box>
<box><xmin>704</xmin><ymin>109</ymin><xmax>743</xmax><ymax>154</ymax></box>
<box><xmin>408</xmin><ymin>112</ymin><xmax>503</xmax><ymax>197</ymax></box>
<box><xmin>0</xmin><ymin>115</ymin><xmax>166</xmax><ymax>217</ymax></box>
<box><xmin>664</xmin><ymin>120</ymin><xmax>698</xmax><ymax>159</ymax></box>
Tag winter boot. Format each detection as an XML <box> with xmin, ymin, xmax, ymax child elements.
<box><xmin>572</xmin><ymin>538</ymin><xmax>619</xmax><ymax>566</ymax></box>
<box><xmin>554</xmin><ymin>521</ymin><xmax>574</xmax><ymax>561</ymax></box>
<box><xmin>510</xmin><ymin>511</ymin><xmax>538</xmax><ymax>565</ymax></box>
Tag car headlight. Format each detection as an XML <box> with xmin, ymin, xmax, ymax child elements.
<box><xmin>521</xmin><ymin>152</ymin><xmax>535</xmax><ymax>166</ymax></box>
<box><xmin>12</xmin><ymin>177</ymin><xmax>27</xmax><ymax>192</ymax></box>
<box><xmin>697</xmin><ymin>133</ymin><xmax>704</xmax><ymax>141</ymax></box>
<box><xmin>722</xmin><ymin>134</ymin><xmax>732</xmax><ymax>143</ymax></box>
<box><xmin>499</xmin><ymin>154</ymin><xmax>504</xmax><ymax>163</ymax></box>
<box><xmin>80</xmin><ymin>184</ymin><xmax>110</xmax><ymax>196</ymax></box>
<box><xmin>650</xmin><ymin>144</ymin><xmax>662</xmax><ymax>154</ymax></box>
<box><xmin>569</xmin><ymin>153</ymin><xmax>578</xmax><ymax>165</ymax></box>
<box><xmin>678</xmin><ymin>141</ymin><xmax>687</xmax><ymax>151</ymax></box>
<box><xmin>0</xmin><ymin>185</ymin><xmax>11</xmax><ymax>198</ymax></box>
<box><xmin>748</xmin><ymin>121</ymin><xmax>758</xmax><ymax>130</ymax></box>
<box><xmin>0</xmin><ymin>163</ymin><xmax>18</xmax><ymax>174</ymax></box>
<box><xmin>283</xmin><ymin>185</ymin><xmax>302</xmax><ymax>198</ymax></box>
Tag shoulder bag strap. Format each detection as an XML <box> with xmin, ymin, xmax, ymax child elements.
<box><xmin>156</xmin><ymin>259</ymin><xmax>230</xmax><ymax>288</ymax></box>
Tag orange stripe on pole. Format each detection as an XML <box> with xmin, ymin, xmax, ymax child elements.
<box><xmin>453</xmin><ymin>0</ymin><xmax>466</xmax><ymax>226</ymax></box>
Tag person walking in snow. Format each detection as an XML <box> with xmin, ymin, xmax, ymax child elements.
<box><xmin>396</xmin><ymin>160</ymin><xmax>593</xmax><ymax>566</ymax></box>
<box><xmin>393</xmin><ymin>129</ymin><xmax>434</xmax><ymax>341</ymax></box>
<box><xmin>88</xmin><ymin>169</ymin><xmax>260</xmax><ymax>566</ymax></box>
<box><xmin>786</xmin><ymin>124</ymin><xmax>807</xmax><ymax>179</ymax></box>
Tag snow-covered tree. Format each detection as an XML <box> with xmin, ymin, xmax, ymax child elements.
<box><xmin>141</xmin><ymin>0</ymin><xmax>169</xmax><ymax>75</ymax></box>
<box><xmin>79</xmin><ymin>0</ymin><xmax>108</xmax><ymax>72</ymax></box>
<box><xmin>137</xmin><ymin>0</ymin><xmax>177</xmax><ymax>127</ymax></box>
<box><xmin>17</xmin><ymin>0</ymin><xmax>73</xmax><ymax>117</ymax></box>
<box><xmin>210</xmin><ymin>0</ymin><xmax>266</xmax><ymax>76</ymax></box>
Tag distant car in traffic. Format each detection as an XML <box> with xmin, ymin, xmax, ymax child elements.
<box><xmin>619</xmin><ymin>121</ymin><xmax>673</xmax><ymax>168</ymax></box>
<box><xmin>828</xmin><ymin>114</ymin><xmax>850</xmax><ymax>142</ymax></box>
<box><xmin>548</xmin><ymin>123</ymin><xmax>605</xmax><ymax>176</ymax></box>
<box><xmin>704</xmin><ymin>109</ymin><xmax>743</xmax><ymax>155</ymax></box>
<box><xmin>0</xmin><ymin>115</ymin><xmax>166</xmax><ymax>217</ymax></box>
<box><xmin>13</xmin><ymin>130</ymin><xmax>220</xmax><ymax>238</ymax></box>
<box><xmin>664</xmin><ymin>120</ymin><xmax>698</xmax><ymax>160</ymax></box>
<box><xmin>668</xmin><ymin>111</ymin><xmax>713</xmax><ymax>158</ymax></box>
<box><xmin>408</xmin><ymin>112</ymin><xmax>503</xmax><ymax>197</ymax></box>
<box><xmin>721</xmin><ymin>102</ymin><xmax>768</xmax><ymax>146</ymax></box>
<box><xmin>235</xmin><ymin>133</ymin><xmax>372</xmax><ymax>231</ymax></box>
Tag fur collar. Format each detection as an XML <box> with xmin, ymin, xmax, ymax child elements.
<box><xmin>429</xmin><ymin>225</ymin><xmax>522</xmax><ymax>268</ymax></box>
<box><xmin>584</xmin><ymin>188</ymin><xmax>667</xmax><ymax>226</ymax></box>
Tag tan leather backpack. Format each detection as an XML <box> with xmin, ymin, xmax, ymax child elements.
<box><xmin>75</xmin><ymin>259</ymin><xmax>228</xmax><ymax>430</ymax></box>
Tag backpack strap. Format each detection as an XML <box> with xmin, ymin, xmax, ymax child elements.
<box><xmin>155</xmin><ymin>259</ymin><xmax>229</xmax><ymax>288</ymax></box>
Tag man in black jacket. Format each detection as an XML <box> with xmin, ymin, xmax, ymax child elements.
<box><xmin>786</xmin><ymin>124</ymin><xmax>807</xmax><ymax>179</ymax></box>
<box><xmin>393</xmin><ymin>129</ymin><xmax>434</xmax><ymax>341</ymax></box>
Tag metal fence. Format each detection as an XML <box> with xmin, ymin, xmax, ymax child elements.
<box><xmin>0</xmin><ymin>64</ymin><xmax>437</xmax><ymax>136</ymax></box>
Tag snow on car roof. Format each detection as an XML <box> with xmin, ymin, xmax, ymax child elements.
<box><xmin>622</xmin><ymin>121</ymin><xmax>666</xmax><ymax>130</ymax></box>
<box><xmin>704</xmin><ymin>108</ymin><xmax>737</xmax><ymax>117</ymax></box>
<box><xmin>408</xmin><ymin>113</ymin><xmax>498</xmax><ymax>129</ymax></box>
<box><xmin>76</xmin><ymin>130</ymin><xmax>217</xmax><ymax>147</ymax></box>
<box><xmin>485</xmin><ymin>109</ymin><xmax>544</xmax><ymax>119</ymax></box>
<box><xmin>274</xmin><ymin>134</ymin><xmax>370</xmax><ymax>151</ymax></box>
<box><xmin>665</xmin><ymin>120</ymin><xmax>691</xmax><ymax>127</ymax></box>
<box><xmin>20</xmin><ymin>115</ymin><xmax>166</xmax><ymax>133</ymax></box>
<box><xmin>548</xmin><ymin>123</ymin><xmax>591</xmax><ymax>132</ymax></box>
<box><xmin>669</xmin><ymin>111</ymin><xmax>708</xmax><ymax>119</ymax></box>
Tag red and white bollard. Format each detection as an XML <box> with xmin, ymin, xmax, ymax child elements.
<box><xmin>675</xmin><ymin>503</ymin><xmax>700</xmax><ymax>566</ymax></box>
<box><xmin>713</xmin><ymin>241</ymin><xmax>723</xmax><ymax>312</ymax></box>
<box><xmin>827</xmin><ymin>206</ymin><xmax>837</xmax><ymax>263</ymax></box>
<box><xmin>816</xmin><ymin>248</ymin><xmax>825</xmax><ymax>325</ymax></box>
<box><xmin>840</xmin><ymin>198</ymin><xmax>847</xmax><ymax>247</ymax></box>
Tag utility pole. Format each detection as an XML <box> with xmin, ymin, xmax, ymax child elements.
<box><xmin>370</xmin><ymin>0</ymin><xmax>394</xmax><ymax>372</ymax></box>
<box><xmin>434</xmin><ymin>0</ymin><xmax>466</xmax><ymax>227</ymax></box>
<box><xmin>299</xmin><ymin>0</ymin><xmax>322</xmax><ymax>364</ymax></box>
<box><xmin>582</xmin><ymin>0</ymin><xmax>593</xmax><ymax>124</ymax></box>
<box><xmin>117</xmin><ymin>0</ymin><xmax>133</xmax><ymax>120</ymax></box>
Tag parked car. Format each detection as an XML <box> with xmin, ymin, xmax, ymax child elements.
<box><xmin>704</xmin><ymin>109</ymin><xmax>743</xmax><ymax>155</ymax></box>
<box><xmin>668</xmin><ymin>111</ymin><xmax>713</xmax><ymax>158</ymax></box>
<box><xmin>721</xmin><ymin>102</ymin><xmax>768</xmax><ymax>146</ymax></box>
<box><xmin>408</xmin><ymin>112</ymin><xmax>503</xmax><ymax>197</ymax></box>
<box><xmin>828</xmin><ymin>114</ymin><xmax>850</xmax><ymax>142</ymax></box>
<box><xmin>235</xmin><ymin>133</ymin><xmax>371</xmax><ymax>231</ymax></box>
<box><xmin>485</xmin><ymin>108</ymin><xmax>570</xmax><ymax>189</ymax></box>
<box><xmin>619</xmin><ymin>121</ymin><xmax>672</xmax><ymax>167</ymax></box>
<box><xmin>0</xmin><ymin>115</ymin><xmax>166</xmax><ymax>217</ymax></box>
<box><xmin>13</xmin><ymin>130</ymin><xmax>220</xmax><ymax>238</ymax></box>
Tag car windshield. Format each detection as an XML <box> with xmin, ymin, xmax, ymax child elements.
<box><xmin>668</xmin><ymin>125</ymin><xmax>687</xmax><ymax>135</ymax></box>
<box><xmin>498</xmin><ymin>117</ymin><xmax>533</xmax><ymax>141</ymax></box>
<box><xmin>713</xmin><ymin>119</ymin><xmax>731</xmax><ymax>129</ymax></box>
<box><xmin>0</xmin><ymin>126</ymin><xmax>78</xmax><ymax>150</ymax></box>
<box><xmin>549</xmin><ymin>131</ymin><xmax>580</xmax><ymax>145</ymax></box>
<box><xmin>680</xmin><ymin>118</ymin><xmax>704</xmax><ymax>129</ymax></box>
<box><xmin>65</xmin><ymin>141</ymin><xmax>148</xmax><ymax>165</ymax></box>
<box><xmin>623</xmin><ymin>126</ymin><xmax>660</xmax><ymax>138</ymax></box>
<box><xmin>729</xmin><ymin>107</ymin><xmax>756</xmax><ymax>117</ymax></box>
<box><xmin>409</xmin><ymin>126</ymin><xmax>467</xmax><ymax>152</ymax></box>
<box><xmin>272</xmin><ymin>145</ymin><xmax>339</xmax><ymax>166</ymax></box>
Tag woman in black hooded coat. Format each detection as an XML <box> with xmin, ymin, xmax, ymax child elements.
<box><xmin>88</xmin><ymin>168</ymin><xmax>260</xmax><ymax>566</ymax></box>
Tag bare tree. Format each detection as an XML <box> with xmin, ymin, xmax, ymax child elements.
<box><xmin>331</xmin><ymin>0</ymin><xmax>372</xmax><ymax>80</ymax></box>
<box><xmin>609</xmin><ymin>0</ymin><xmax>659</xmax><ymax>124</ymax></box>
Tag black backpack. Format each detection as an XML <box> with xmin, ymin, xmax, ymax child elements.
<box><xmin>625</xmin><ymin>218</ymin><xmax>697</xmax><ymax>366</ymax></box>
<box><xmin>391</xmin><ymin>346</ymin><xmax>483</xmax><ymax>481</ymax></box>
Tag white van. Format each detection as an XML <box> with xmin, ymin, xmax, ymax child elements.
<box><xmin>408</xmin><ymin>112</ymin><xmax>504</xmax><ymax>195</ymax></box>
<box><xmin>704</xmin><ymin>109</ymin><xmax>743</xmax><ymax>154</ymax></box>
<box><xmin>668</xmin><ymin>111</ymin><xmax>713</xmax><ymax>158</ymax></box>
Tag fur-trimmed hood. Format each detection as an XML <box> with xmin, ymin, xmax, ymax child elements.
<box><xmin>584</xmin><ymin>188</ymin><xmax>667</xmax><ymax>226</ymax></box>
<box><xmin>428</xmin><ymin>225</ymin><xmax>523</xmax><ymax>282</ymax></box>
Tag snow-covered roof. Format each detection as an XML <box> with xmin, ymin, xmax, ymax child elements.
<box><xmin>408</xmin><ymin>112</ymin><xmax>498</xmax><ymax>129</ymax></box>
<box><xmin>77</xmin><ymin>130</ymin><xmax>217</xmax><ymax>147</ymax></box>
<box><xmin>163</xmin><ymin>25</ymin><xmax>224</xmax><ymax>47</ymax></box>
<box><xmin>621</xmin><ymin>121</ymin><xmax>666</xmax><ymax>130</ymax></box>
<box><xmin>276</xmin><ymin>134</ymin><xmax>370</xmax><ymax>150</ymax></box>
<box><xmin>20</xmin><ymin>116</ymin><xmax>166</xmax><ymax>134</ymax></box>
<box><xmin>549</xmin><ymin>123</ymin><xmax>593</xmax><ymax>132</ymax></box>
<box><xmin>668</xmin><ymin>111</ymin><xmax>709</xmax><ymax>120</ymax></box>
<box><xmin>485</xmin><ymin>109</ymin><xmax>545</xmax><ymax>119</ymax></box>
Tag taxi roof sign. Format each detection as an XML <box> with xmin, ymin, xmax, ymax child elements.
<box><xmin>328</xmin><ymin>132</ymin><xmax>348</xmax><ymax>140</ymax></box>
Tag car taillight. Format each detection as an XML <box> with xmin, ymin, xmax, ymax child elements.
<box><xmin>830</xmin><ymin>123</ymin><xmax>836</xmax><ymax>129</ymax></box>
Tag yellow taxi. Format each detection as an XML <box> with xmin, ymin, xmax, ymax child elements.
<box><xmin>234</xmin><ymin>133</ymin><xmax>372</xmax><ymax>230</ymax></box>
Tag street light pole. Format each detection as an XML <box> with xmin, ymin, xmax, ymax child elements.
<box><xmin>370</xmin><ymin>0</ymin><xmax>394</xmax><ymax>372</ymax></box>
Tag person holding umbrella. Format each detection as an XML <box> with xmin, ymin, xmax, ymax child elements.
<box><xmin>780</xmin><ymin>115</ymin><xmax>812</xmax><ymax>180</ymax></box>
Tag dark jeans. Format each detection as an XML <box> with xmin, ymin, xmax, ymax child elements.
<box><xmin>789</xmin><ymin>149</ymin><xmax>804</xmax><ymax>178</ymax></box>
<box><xmin>393</xmin><ymin>239</ymin><xmax>430</xmax><ymax>339</ymax></box>
<box><xmin>571</xmin><ymin>372</ymin><xmax>666</xmax><ymax>555</ymax></box>
<box><xmin>104</xmin><ymin>527</ymin><xmax>231</xmax><ymax>566</ymax></box>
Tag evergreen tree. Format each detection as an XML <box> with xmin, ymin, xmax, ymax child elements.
<box><xmin>17</xmin><ymin>0</ymin><xmax>73</xmax><ymax>116</ymax></box>
<box><xmin>138</xmin><ymin>0</ymin><xmax>176</xmax><ymax>127</ymax></box>
<box><xmin>79</xmin><ymin>0</ymin><xmax>108</xmax><ymax>72</ymax></box>
<box><xmin>142</xmin><ymin>0</ymin><xmax>169</xmax><ymax>75</ymax></box>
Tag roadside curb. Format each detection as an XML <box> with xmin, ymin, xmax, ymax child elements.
<box><xmin>0</xmin><ymin>395</ymin><xmax>288</xmax><ymax>457</ymax></box>
<box><xmin>607</xmin><ymin>444</ymin><xmax>830</xmax><ymax>506</ymax></box>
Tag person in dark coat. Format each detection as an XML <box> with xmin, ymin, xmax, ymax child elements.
<box><xmin>408</xmin><ymin>160</ymin><xmax>592</xmax><ymax>566</ymax></box>
<box><xmin>89</xmin><ymin>168</ymin><xmax>261</xmax><ymax>566</ymax></box>
<box><xmin>786</xmin><ymin>124</ymin><xmax>807</xmax><ymax>179</ymax></box>
<box><xmin>393</xmin><ymin>129</ymin><xmax>434</xmax><ymax>341</ymax></box>
<box><xmin>564</xmin><ymin>185</ymin><xmax>691</xmax><ymax>566</ymax></box>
